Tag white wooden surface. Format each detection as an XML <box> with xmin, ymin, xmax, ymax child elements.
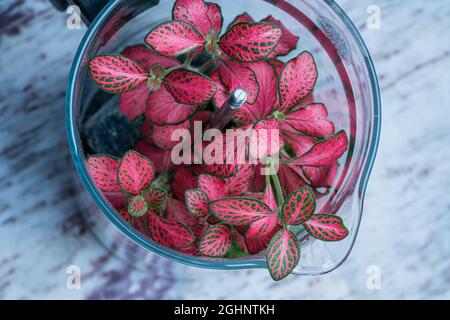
<box><xmin>0</xmin><ymin>0</ymin><xmax>449</xmax><ymax>299</ymax></box>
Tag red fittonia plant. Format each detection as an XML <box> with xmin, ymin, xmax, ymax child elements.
<box><xmin>86</xmin><ymin>0</ymin><xmax>350</xmax><ymax>281</ymax></box>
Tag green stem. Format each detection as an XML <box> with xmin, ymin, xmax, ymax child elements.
<box><xmin>198</xmin><ymin>59</ymin><xmax>215</xmax><ymax>73</ymax></box>
<box><xmin>271</xmin><ymin>172</ymin><xmax>284</xmax><ymax>206</ymax></box>
<box><xmin>183</xmin><ymin>54</ymin><xmax>194</xmax><ymax>66</ymax></box>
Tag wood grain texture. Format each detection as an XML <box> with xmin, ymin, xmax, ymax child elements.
<box><xmin>0</xmin><ymin>0</ymin><xmax>449</xmax><ymax>299</ymax></box>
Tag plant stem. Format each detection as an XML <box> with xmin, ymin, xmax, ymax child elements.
<box><xmin>198</xmin><ymin>59</ymin><xmax>216</xmax><ymax>73</ymax></box>
<box><xmin>183</xmin><ymin>54</ymin><xmax>193</xmax><ymax>66</ymax></box>
<box><xmin>271</xmin><ymin>172</ymin><xmax>284</xmax><ymax>206</ymax></box>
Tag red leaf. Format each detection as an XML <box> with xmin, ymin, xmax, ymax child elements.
<box><xmin>164</xmin><ymin>68</ymin><xmax>216</xmax><ymax>105</ymax></box>
<box><xmin>266</xmin><ymin>229</ymin><xmax>300</xmax><ymax>281</ymax></box>
<box><xmin>282</xmin><ymin>130</ymin><xmax>316</xmax><ymax>156</ymax></box>
<box><xmin>247</xmin><ymin>212</ymin><xmax>279</xmax><ymax>239</ymax></box>
<box><xmin>304</xmin><ymin>214</ymin><xmax>349</xmax><ymax>241</ymax></box>
<box><xmin>118</xmin><ymin>150</ymin><xmax>155</xmax><ymax>195</ymax></box>
<box><xmin>119</xmin><ymin>83</ymin><xmax>150</xmax><ymax>120</ymax></box>
<box><xmin>206</xmin><ymin>2</ymin><xmax>223</xmax><ymax>33</ymax></box>
<box><xmin>185</xmin><ymin>188</ymin><xmax>210</xmax><ymax>218</ymax></box>
<box><xmin>152</xmin><ymin>120</ymin><xmax>190</xmax><ymax>150</ymax></box>
<box><xmin>290</xmin><ymin>131</ymin><xmax>348</xmax><ymax>166</ymax></box>
<box><xmin>210</xmin><ymin>69</ymin><xmax>228</xmax><ymax>109</ymax></box>
<box><xmin>278</xmin><ymin>162</ymin><xmax>308</xmax><ymax>195</ymax></box>
<box><xmin>145</xmin><ymin>20</ymin><xmax>205</xmax><ymax>57</ymax></box>
<box><xmin>203</xmin><ymin>163</ymin><xmax>239</xmax><ymax>178</ymax></box>
<box><xmin>148</xmin><ymin>212</ymin><xmax>195</xmax><ymax>248</ymax></box>
<box><xmin>303</xmin><ymin>163</ymin><xmax>338</xmax><ymax>188</ymax></box>
<box><xmin>167</xmin><ymin>198</ymin><xmax>199</xmax><ymax>226</ymax></box>
<box><xmin>135</xmin><ymin>141</ymin><xmax>175</xmax><ymax>174</ymax></box>
<box><xmin>172</xmin><ymin>0</ymin><xmax>222</xmax><ymax>36</ymax></box>
<box><xmin>262</xmin><ymin>16</ymin><xmax>299</xmax><ymax>58</ymax></box>
<box><xmin>87</xmin><ymin>155</ymin><xmax>120</xmax><ymax>192</ymax></box>
<box><xmin>145</xmin><ymin>88</ymin><xmax>197</xmax><ymax>125</ymax></box>
<box><xmin>198</xmin><ymin>224</ymin><xmax>233</xmax><ymax>257</ymax></box>
<box><xmin>233</xmin><ymin>61</ymin><xmax>278</xmax><ymax>124</ymax></box>
<box><xmin>249</xmin><ymin>119</ymin><xmax>283</xmax><ymax>159</ymax></box>
<box><xmin>210</xmin><ymin>198</ymin><xmax>272</xmax><ymax>226</ymax></box>
<box><xmin>281</xmin><ymin>186</ymin><xmax>316</xmax><ymax>225</ymax></box>
<box><xmin>224</xmin><ymin>165</ymin><xmax>254</xmax><ymax>196</ymax></box>
<box><xmin>128</xmin><ymin>195</ymin><xmax>148</xmax><ymax>217</ymax></box>
<box><xmin>262</xmin><ymin>183</ymin><xmax>277</xmax><ymax>211</ymax></box>
<box><xmin>121</xmin><ymin>44</ymin><xmax>179</xmax><ymax>70</ymax></box>
<box><xmin>279</xmin><ymin>51</ymin><xmax>318</xmax><ymax>111</ymax></box>
<box><xmin>281</xmin><ymin>103</ymin><xmax>335</xmax><ymax>139</ymax></box>
<box><xmin>141</xmin><ymin>188</ymin><xmax>167</xmax><ymax>208</ymax></box>
<box><xmin>219</xmin><ymin>22</ymin><xmax>282</xmax><ymax>62</ymax></box>
<box><xmin>234</xmin><ymin>229</ymin><xmax>250</xmax><ymax>254</ymax></box>
<box><xmin>246</xmin><ymin>225</ymin><xmax>281</xmax><ymax>255</ymax></box>
<box><xmin>172</xmin><ymin>167</ymin><xmax>197</xmax><ymax>201</ymax></box>
<box><xmin>198</xmin><ymin>174</ymin><xmax>228</xmax><ymax>201</ymax></box>
<box><xmin>105</xmin><ymin>192</ymin><xmax>125</xmax><ymax>209</ymax></box>
<box><xmin>140</xmin><ymin>120</ymin><xmax>153</xmax><ymax>144</ymax></box>
<box><xmin>89</xmin><ymin>55</ymin><xmax>148</xmax><ymax>94</ymax></box>
<box><xmin>217</xmin><ymin>56</ymin><xmax>259</xmax><ymax>105</ymax></box>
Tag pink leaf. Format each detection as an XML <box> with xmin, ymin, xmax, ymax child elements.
<box><xmin>172</xmin><ymin>167</ymin><xmax>197</xmax><ymax>201</ymax></box>
<box><xmin>210</xmin><ymin>197</ymin><xmax>272</xmax><ymax>226</ymax></box>
<box><xmin>128</xmin><ymin>195</ymin><xmax>148</xmax><ymax>217</ymax></box>
<box><xmin>164</xmin><ymin>68</ymin><xmax>216</xmax><ymax>105</ymax></box>
<box><xmin>172</xmin><ymin>0</ymin><xmax>222</xmax><ymax>36</ymax></box>
<box><xmin>281</xmin><ymin>186</ymin><xmax>316</xmax><ymax>225</ymax></box>
<box><xmin>278</xmin><ymin>162</ymin><xmax>308</xmax><ymax>195</ymax></box>
<box><xmin>145</xmin><ymin>88</ymin><xmax>197</xmax><ymax>125</ymax></box>
<box><xmin>203</xmin><ymin>163</ymin><xmax>239</xmax><ymax>178</ymax></box>
<box><xmin>152</xmin><ymin>120</ymin><xmax>190</xmax><ymax>150</ymax></box>
<box><xmin>119</xmin><ymin>83</ymin><xmax>150</xmax><ymax>120</ymax></box>
<box><xmin>279</xmin><ymin>51</ymin><xmax>318</xmax><ymax>111</ymax></box>
<box><xmin>167</xmin><ymin>198</ymin><xmax>199</xmax><ymax>226</ymax></box>
<box><xmin>105</xmin><ymin>192</ymin><xmax>125</xmax><ymax>209</ymax></box>
<box><xmin>262</xmin><ymin>16</ymin><xmax>299</xmax><ymax>58</ymax></box>
<box><xmin>145</xmin><ymin>20</ymin><xmax>205</xmax><ymax>57</ymax></box>
<box><xmin>217</xmin><ymin>56</ymin><xmax>259</xmax><ymax>105</ymax></box>
<box><xmin>262</xmin><ymin>183</ymin><xmax>277</xmax><ymax>211</ymax></box>
<box><xmin>121</xmin><ymin>44</ymin><xmax>179</xmax><ymax>70</ymax></box>
<box><xmin>233</xmin><ymin>61</ymin><xmax>278</xmax><ymax>124</ymax></box>
<box><xmin>225</xmin><ymin>165</ymin><xmax>254</xmax><ymax>196</ymax></box>
<box><xmin>135</xmin><ymin>141</ymin><xmax>175</xmax><ymax>174</ymax></box>
<box><xmin>185</xmin><ymin>188</ymin><xmax>210</xmax><ymax>218</ymax></box>
<box><xmin>234</xmin><ymin>229</ymin><xmax>250</xmax><ymax>254</ymax></box>
<box><xmin>219</xmin><ymin>22</ymin><xmax>282</xmax><ymax>62</ymax></box>
<box><xmin>148</xmin><ymin>212</ymin><xmax>195</xmax><ymax>248</ymax></box>
<box><xmin>246</xmin><ymin>225</ymin><xmax>281</xmax><ymax>255</ymax></box>
<box><xmin>89</xmin><ymin>55</ymin><xmax>148</xmax><ymax>94</ymax></box>
<box><xmin>249</xmin><ymin>119</ymin><xmax>283</xmax><ymax>159</ymax></box>
<box><xmin>198</xmin><ymin>224</ymin><xmax>233</xmax><ymax>257</ymax></box>
<box><xmin>281</xmin><ymin>103</ymin><xmax>335</xmax><ymax>139</ymax></box>
<box><xmin>206</xmin><ymin>2</ymin><xmax>223</xmax><ymax>33</ymax></box>
<box><xmin>141</xmin><ymin>188</ymin><xmax>167</xmax><ymax>208</ymax></box>
<box><xmin>304</xmin><ymin>214</ymin><xmax>349</xmax><ymax>241</ymax></box>
<box><xmin>247</xmin><ymin>212</ymin><xmax>279</xmax><ymax>239</ymax></box>
<box><xmin>266</xmin><ymin>228</ymin><xmax>300</xmax><ymax>281</ymax></box>
<box><xmin>290</xmin><ymin>131</ymin><xmax>348</xmax><ymax>166</ymax></box>
<box><xmin>87</xmin><ymin>155</ymin><xmax>120</xmax><ymax>192</ymax></box>
<box><xmin>303</xmin><ymin>163</ymin><xmax>338</xmax><ymax>188</ymax></box>
<box><xmin>210</xmin><ymin>69</ymin><xmax>228</xmax><ymax>109</ymax></box>
<box><xmin>198</xmin><ymin>174</ymin><xmax>228</xmax><ymax>201</ymax></box>
<box><xmin>140</xmin><ymin>120</ymin><xmax>153</xmax><ymax>144</ymax></box>
<box><xmin>118</xmin><ymin>150</ymin><xmax>155</xmax><ymax>195</ymax></box>
<box><xmin>282</xmin><ymin>129</ymin><xmax>317</xmax><ymax>156</ymax></box>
